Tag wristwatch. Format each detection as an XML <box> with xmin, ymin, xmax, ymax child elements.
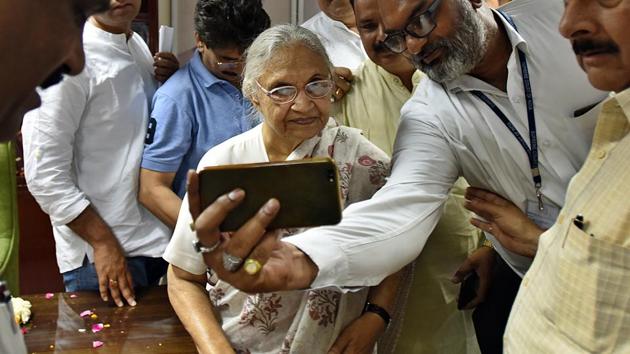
<box><xmin>192</xmin><ymin>238</ymin><xmax>220</xmax><ymax>254</ymax></box>
<box><xmin>363</xmin><ymin>302</ymin><xmax>391</xmax><ymax>327</ymax></box>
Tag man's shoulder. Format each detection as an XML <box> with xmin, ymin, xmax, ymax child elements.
<box><xmin>301</xmin><ymin>12</ymin><xmax>325</xmax><ymax>30</ymax></box>
<box><xmin>198</xmin><ymin>124</ymin><xmax>262</xmax><ymax>168</ymax></box>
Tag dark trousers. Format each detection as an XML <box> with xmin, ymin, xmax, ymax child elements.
<box><xmin>473</xmin><ymin>255</ymin><xmax>522</xmax><ymax>354</ymax></box>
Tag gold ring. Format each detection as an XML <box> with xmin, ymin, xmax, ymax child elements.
<box><xmin>109</xmin><ymin>279</ymin><xmax>118</xmax><ymax>285</ymax></box>
<box><xmin>243</xmin><ymin>258</ymin><xmax>262</xmax><ymax>275</ymax></box>
<box><xmin>189</xmin><ymin>221</ymin><xmax>196</xmax><ymax>232</ymax></box>
<box><xmin>335</xmin><ymin>88</ymin><xmax>343</xmax><ymax>97</ymax></box>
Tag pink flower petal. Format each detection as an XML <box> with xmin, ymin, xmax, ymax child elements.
<box><xmin>91</xmin><ymin>323</ymin><xmax>104</xmax><ymax>333</ymax></box>
<box><xmin>21</xmin><ymin>327</ymin><xmax>28</xmax><ymax>334</ymax></box>
<box><xmin>80</xmin><ymin>310</ymin><xmax>93</xmax><ymax>317</ymax></box>
<box><xmin>92</xmin><ymin>340</ymin><xmax>104</xmax><ymax>348</ymax></box>
<box><xmin>70</xmin><ymin>294</ymin><xmax>78</xmax><ymax>298</ymax></box>
<box><xmin>45</xmin><ymin>293</ymin><xmax>54</xmax><ymax>299</ymax></box>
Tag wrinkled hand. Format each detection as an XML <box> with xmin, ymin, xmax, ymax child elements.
<box><xmin>451</xmin><ymin>246</ymin><xmax>495</xmax><ymax>310</ymax></box>
<box><xmin>331</xmin><ymin>67</ymin><xmax>353</xmax><ymax>102</ymax></box>
<box><xmin>153</xmin><ymin>52</ymin><xmax>179</xmax><ymax>83</ymax></box>
<box><xmin>92</xmin><ymin>240</ymin><xmax>136</xmax><ymax>307</ymax></box>
<box><xmin>464</xmin><ymin>187</ymin><xmax>544</xmax><ymax>258</ymax></box>
<box><xmin>329</xmin><ymin>313</ymin><xmax>384</xmax><ymax>354</ymax></box>
<box><xmin>186</xmin><ymin>171</ymin><xmax>318</xmax><ymax>293</ymax></box>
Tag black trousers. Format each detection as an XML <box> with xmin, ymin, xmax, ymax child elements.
<box><xmin>472</xmin><ymin>255</ymin><xmax>523</xmax><ymax>354</ymax></box>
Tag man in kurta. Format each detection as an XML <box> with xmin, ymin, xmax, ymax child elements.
<box><xmin>335</xmin><ymin>0</ymin><xmax>481</xmax><ymax>352</ymax></box>
<box><xmin>504</xmin><ymin>1</ymin><xmax>630</xmax><ymax>352</ymax></box>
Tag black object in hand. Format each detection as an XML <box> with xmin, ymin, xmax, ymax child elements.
<box><xmin>457</xmin><ymin>272</ymin><xmax>480</xmax><ymax>310</ymax></box>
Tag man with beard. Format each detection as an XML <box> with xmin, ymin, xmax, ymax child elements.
<box><xmin>177</xmin><ymin>0</ymin><xmax>607</xmax><ymax>352</ymax></box>
<box><xmin>502</xmin><ymin>0</ymin><xmax>630</xmax><ymax>351</ymax></box>
<box><xmin>335</xmin><ymin>0</ymin><xmax>481</xmax><ymax>352</ymax></box>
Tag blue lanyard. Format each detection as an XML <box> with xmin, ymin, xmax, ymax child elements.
<box><xmin>471</xmin><ymin>11</ymin><xmax>544</xmax><ymax>211</ymax></box>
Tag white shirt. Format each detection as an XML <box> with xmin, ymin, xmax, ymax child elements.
<box><xmin>301</xmin><ymin>12</ymin><xmax>367</xmax><ymax>70</ymax></box>
<box><xmin>21</xmin><ymin>22</ymin><xmax>170</xmax><ymax>273</ymax></box>
<box><xmin>285</xmin><ymin>0</ymin><xmax>608</xmax><ymax>288</ymax></box>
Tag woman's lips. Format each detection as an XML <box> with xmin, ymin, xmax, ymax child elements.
<box><xmin>289</xmin><ymin>117</ymin><xmax>318</xmax><ymax>125</ymax></box>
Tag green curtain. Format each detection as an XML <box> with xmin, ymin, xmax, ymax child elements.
<box><xmin>0</xmin><ymin>141</ymin><xmax>19</xmax><ymax>295</ymax></box>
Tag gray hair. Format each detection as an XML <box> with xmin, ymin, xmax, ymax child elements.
<box><xmin>242</xmin><ymin>24</ymin><xmax>334</xmax><ymax>102</ymax></box>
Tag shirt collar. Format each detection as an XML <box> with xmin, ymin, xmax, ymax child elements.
<box><xmin>371</xmin><ymin>59</ymin><xmax>423</xmax><ymax>91</ymax></box>
<box><xmin>190</xmin><ymin>50</ymin><xmax>225</xmax><ymax>88</ymax></box>
<box><xmin>614</xmin><ymin>87</ymin><xmax>630</xmax><ymax>125</ymax></box>
<box><xmin>444</xmin><ymin>9</ymin><xmax>528</xmax><ymax>93</ymax></box>
<box><xmin>84</xmin><ymin>20</ymin><xmax>132</xmax><ymax>49</ymax></box>
<box><xmin>321</xmin><ymin>12</ymin><xmax>361</xmax><ymax>40</ymax></box>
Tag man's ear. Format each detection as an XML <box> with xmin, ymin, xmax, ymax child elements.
<box><xmin>194</xmin><ymin>32</ymin><xmax>204</xmax><ymax>50</ymax></box>
<box><xmin>469</xmin><ymin>0</ymin><xmax>484</xmax><ymax>10</ymax></box>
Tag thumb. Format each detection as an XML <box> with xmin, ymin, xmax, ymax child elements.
<box><xmin>451</xmin><ymin>257</ymin><xmax>474</xmax><ymax>283</ymax></box>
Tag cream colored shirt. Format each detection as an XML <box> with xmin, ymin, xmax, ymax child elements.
<box><xmin>334</xmin><ymin>59</ymin><xmax>424</xmax><ymax>156</ymax></box>
<box><xmin>504</xmin><ymin>88</ymin><xmax>630</xmax><ymax>353</ymax></box>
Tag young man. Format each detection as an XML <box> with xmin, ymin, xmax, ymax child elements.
<box><xmin>504</xmin><ymin>1</ymin><xmax>630</xmax><ymax>351</ymax></box>
<box><xmin>22</xmin><ymin>0</ymin><xmax>177</xmax><ymax>307</ymax></box>
<box><xmin>302</xmin><ymin>0</ymin><xmax>367</xmax><ymax>70</ymax></box>
<box><xmin>139</xmin><ymin>0</ymin><xmax>270</xmax><ymax>229</ymax></box>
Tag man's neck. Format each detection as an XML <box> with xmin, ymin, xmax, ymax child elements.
<box><xmin>469</xmin><ymin>12</ymin><xmax>513</xmax><ymax>92</ymax></box>
<box><xmin>390</xmin><ymin>67</ymin><xmax>416</xmax><ymax>92</ymax></box>
<box><xmin>89</xmin><ymin>17</ymin><xmax>133</xmax><ymax>40</ymax></box>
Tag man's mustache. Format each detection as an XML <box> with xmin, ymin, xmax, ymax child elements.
<box><xmin>372</xmin><ymin>41</ymin><xmax>391</xmax><ymax>54</ymax></box>
<box><xmin>40</xmin><ymin>64</ymin><xmax>71</xmax><ymax>89</ymax></box>
<box><xmin>572</xmin><ymin>39</ymin><xmax>619</xmax><ymax>56</ymax></box>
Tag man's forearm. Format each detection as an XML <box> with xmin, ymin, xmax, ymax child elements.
<box><xmin>139</xmin><ymin>183</ymin><xmax>182</xmax><ymax>229</ymax></box>
<box><xmin>167</xmin><ymin>266</ymin><xmax>234</xmax><ymax>354</ymax></box>
<box><xmin>367</xmin><ymin>268</ymin><xmax>405</xmax><ymax>315</ymax></box>
<box><xmin>66</xmin><ymin>205</ymin><xmax>119</xmax><ymax>247</ymax></box>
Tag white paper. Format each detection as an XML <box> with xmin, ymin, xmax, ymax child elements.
<box><xmin>158</xmin><ymin>25</ymin><xmax>175</xmax><ymax>53</ymax></box>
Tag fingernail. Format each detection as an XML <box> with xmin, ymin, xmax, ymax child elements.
<box><xmin>103</xmin><ymin>297</ymin><xmax>108</xmax><ymax>302</ymax></box>
<box><xmin>228</xmin><ymin>189</ymin><xmax>244</xmax><ymax>201</ymax></box>
<box><xmin>262</xmin><ymin>199</ymin><xmax>279</xmax><ymax>215</ymax></box>
<box><xmin>130</xmin><ymin>299</ymin><xmax>137</xmax><ymax>306</ymax></box>
<box><xmin>116</xmin><ymin>301</ymin><xmax>123</xmax><ymax>307</ymax></box>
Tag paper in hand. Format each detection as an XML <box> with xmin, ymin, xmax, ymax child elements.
<box><xmin>158</xmin><ymin>25</ymin><xmax>175</xmax><ymax>53</ymax></box>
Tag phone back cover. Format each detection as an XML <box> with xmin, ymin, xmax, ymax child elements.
<box><xmin>199</xmin><ymin>158</ymin><xmax>342</xmax><ymax>231</ymax></box>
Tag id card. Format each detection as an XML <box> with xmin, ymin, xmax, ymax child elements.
<box><xmin>526</xmin><ymin>200</ymin><xmax>560</xmax><ymax>229</ymax></box>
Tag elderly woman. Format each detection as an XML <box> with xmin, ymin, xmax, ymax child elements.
<box><xmin>163</xmin><ymin>24</ymin><xmax>403</xmax><ymax>354</ymax></box>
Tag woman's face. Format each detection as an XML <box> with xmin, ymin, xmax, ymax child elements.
<box><xmin>254</xmin><ymin>44</ymin><xmax>332</xmax><ymax>145</ymax></box>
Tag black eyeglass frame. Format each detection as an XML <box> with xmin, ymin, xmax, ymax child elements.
<box><xmin>382</xmin><ymin>0</ymin><xmax>443</xmax><ymax>54</ymax></box>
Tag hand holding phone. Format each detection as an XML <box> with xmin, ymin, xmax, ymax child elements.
<box><xmin>198</xmin><ymin>158</ymin><xmax>342</xmax><ymax>231</ymax></box>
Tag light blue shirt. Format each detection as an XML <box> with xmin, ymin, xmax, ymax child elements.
<box><xmin>142</xmin><ymin>51</ymin><xmax>253</xmax><ymax>197</ymax></box>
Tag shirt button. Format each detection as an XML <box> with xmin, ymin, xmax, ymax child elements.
<box><xmin>522</xmin><ymin>276</ymin><xmax>529</xmax><ymax>288</ymax></box>
<box><xmin>597</xmin><ymin>150</ymin><xmax>607</xmax><ymax>159</ymax></box>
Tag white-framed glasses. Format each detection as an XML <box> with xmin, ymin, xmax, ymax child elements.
<box><xmin>256</xmin><ymin>79</ymin><xmax>335</xmax><ymax>104</ymax></box>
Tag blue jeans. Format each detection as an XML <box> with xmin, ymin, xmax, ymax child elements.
<box><xmin>62</xmin><ymin>256</ymin><xmax>168</xmax><ymax>292</ymax></box>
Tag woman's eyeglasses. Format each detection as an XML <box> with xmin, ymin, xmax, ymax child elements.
<box><xmin>256</xmin><ymin>79</ymin><xmax>334</xmax><ymax>104</ymax></box>
<box><xmin>382</xmin><ymin>0</ymin><xmax>443</xmax><ymax>54</ymax></box>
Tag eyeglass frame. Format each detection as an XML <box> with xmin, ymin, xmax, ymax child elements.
<box><xmin>255</xmin><ymin>79</ymin><xmax>335</xmax><ymax>104</ymax></box>
<box><xmin>382</xmin><ymin>0</ymin><xmax>443</xmax><ymax>54</ymax></box>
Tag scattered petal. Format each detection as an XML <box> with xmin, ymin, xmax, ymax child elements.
<box><xmin>49</xmin><ymin>344</ymin><xmax>55</xmax><ymax>349</ymax></box>
<box><xmin>90</xmin><ymin>314</ymin><xmax>98</xmax><ymax>319</ymax></box>
<box><xmin>70</xmin><ymin>294</ymin><xmax>78</xmax><ymax>298</ymax></box>
<box><xmin>91</xmin><ymin>323</ymin><xmax>104</xmax><ymax>333</ymax></box>
<box><xmin>78</xmin><ymin>328</ymin><xmax>86</xmax><ymax>333</ymax></box>
<box><xmin>21</xmin><ymin>327</ymin><xmax>28</xmax><ymax>335</ymax></box>
<box><xmin>103</xmin><ymin>323</ymin><xmax>111</xmax><ymax>328</ymax></box>
<box><xmin>45</xmin><ymin>293</ymin><xmax>54</xmax><ymax>300</ymax></box>
<box><xmin>80</xmin><ymin>310</ymin><xmax>93</xmax><ymax>317</ymax></box>
<box><xmin>158</xmin><ymin>343</ymin><xmax>163</xmax><ymax>347</ymax></box>
<box><xmin>92</xmin><ymin>340</ymin><xmax>104</xmax><ymax>348</ymax></box>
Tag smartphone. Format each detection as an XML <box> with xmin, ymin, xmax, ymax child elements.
<box><xmin>198</xmin><ymin>157</ymin><xmax>342</xmax><ymax>231</ymax></box>
<box><xmin>457</xmin><ymin>272</ymin><xmax>479</xmax><ymax>310</ymax></box>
